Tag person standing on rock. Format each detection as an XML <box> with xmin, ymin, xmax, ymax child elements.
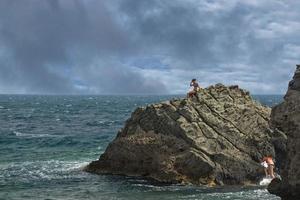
<box><xmin>187</xmin><ymin>79</ymin><xmax>200</xmax><ymax>98</ymax></box>
<box><xmin>261</xmin><ymin>156</ymin><xmax>275</xmax><ymax>179</ymax></box>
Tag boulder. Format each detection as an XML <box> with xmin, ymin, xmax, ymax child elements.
<box><xmin>85</xmin><ymin>84</ymin><xmax>284</xmax><ymax>186</ymax></box>
<box><xmin>268</xmin><ymin>65</ymin><xmax>300</xmax><ymax>200</ymax></box>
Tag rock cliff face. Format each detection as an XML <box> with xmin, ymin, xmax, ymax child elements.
<box><xmin>85</xmin><ymin>84</ymin><xmax>282</xmax><ymax>186</ymax></box>
<box><xmin>268</xmin><ymin>65</ymin><xmax>300</xmax><ymax>200</ymax></box>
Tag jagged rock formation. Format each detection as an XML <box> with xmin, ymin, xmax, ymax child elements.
<box><xmin>85</xmin><ymin>84</ymin><xmax>283</xmax><ymax>186</ymax></box>
<box><xmin>268</xmin><ymin>65</ymin><xmax>300</xmax><ymax>200</ymax></box>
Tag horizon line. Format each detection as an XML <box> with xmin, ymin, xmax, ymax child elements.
<box><xmin>0</xmin><ymin>93</ymin><xmax>285</xmax><ymax>96</ymax></box>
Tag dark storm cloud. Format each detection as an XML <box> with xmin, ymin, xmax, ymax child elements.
<box><xmin>108</xmin><ymin>0</ymin><xmax>300</xmax><ymax>94</ymax></box>
<box><xmin>0</xmin><ymin>0</ymin><xmax>166</xmax><ymax>94</ymax></box>
<box><xmin>0</xmin><ymin>0</ymin><xmax>299</xmax><ymax>94</ymax></box>
<box><xmin>114</xmin><ymin>0</ymin><xmax>297</xmax><ymax>64</ymax></box>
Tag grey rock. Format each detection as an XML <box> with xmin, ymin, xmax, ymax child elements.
<box><xmin>85</xmin><ymin>84</ymin><xmax>284</xmax><ymax>186</ymax></box>
<box><xmin>288</xmin><ymin>65</ymin><xmax>300</xmax><ymax>91</ymax></box>
<box><xmin>268</xmin><ymin>65</ymin><xmax>300</xmax><ymax>200</ymax></box>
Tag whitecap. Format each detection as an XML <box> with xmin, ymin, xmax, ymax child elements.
<box><xmin>13</xmin><ymin>131</ymin><xmax>54</xmax><ymax>138</ymax></box>
<box><xmin>2</xmin><ymin>160</ymin><xmax>90</xmax><ymax>181</ymax></box>
<box><xmin>108</xmin><ymin>120</ymin><xmax>115</xmax><ymax>125</ymax></box>
<box><xmin>13</xmin><ymin>131</ymin><xmax>26</xmax><ymax>137</ymax></box>
<box><xmin>0</xmin><ymin>105</ymin><xmax>4</xmax><ymax>109</ymax></box>
<box><xmin>63</xmin><ymin>161</ymin><xmax>90</xmax><ymax>171</ymax></box>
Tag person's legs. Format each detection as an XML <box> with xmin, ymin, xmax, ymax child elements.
<box><xmin>269</xmin><ymin>165</ymin><xmax>275</xmax><ymax>178</ymax></box>
<box><xmin>192</xmin><ymin>91</ymin><xmax>196</xmax><ymax>97</ymax></box>
<box><xmin>188</xmin><ymin>91</ymin><xmax>195</xmax><ymax>98</ymax></box>
<box><xmin>264</xmin><ymin>167</ymin><xmax>268</xmax><ymax>177</ymax></box>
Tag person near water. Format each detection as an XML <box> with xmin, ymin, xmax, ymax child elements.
<box><xmin>187</xmin><ymin>79</ymin><xmax>200</xmax><ymax>98</ymax></box>
<box><xmin>261</xmin><ymin>155</ymin><xmax>275</xmax><ymax>179</ymax></box>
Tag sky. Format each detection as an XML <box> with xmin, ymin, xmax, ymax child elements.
<box><xmin>0</xmin><ymin>0</ymin><xmax>299</xmax><ymax>95</ymax></box>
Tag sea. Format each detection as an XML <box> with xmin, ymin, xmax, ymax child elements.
<box><xmin>0</xmin><ymin>94</ymin><xmax>283</xmax><ymax>200</ymax></box>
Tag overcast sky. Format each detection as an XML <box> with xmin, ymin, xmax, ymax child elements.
<box><xmin>0</xmin><ymin>0</ymin><xmax>299</xmax><ymax>94</ymax></box>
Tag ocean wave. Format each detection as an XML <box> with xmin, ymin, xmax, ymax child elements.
<box><xmin>13</xmin><ymin>131</ymin><xmax>57</xmax><ymax>138</ymax></box>
<box><xmin>204</xmin><ymin>189</ymin><xmax>275</xmax><ymax>199</ymax></box>
<box><xmin>86</xmin><ymin>120</ymin><xmax>116</xmax><ymax>127</ymax></box>
<box><xmin>1</xmin><ymin>160</ymin><xmax>90</xmax><ymax>182</ymax></box>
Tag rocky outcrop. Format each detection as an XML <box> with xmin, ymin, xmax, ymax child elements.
<box><xmin>268</xmin><ymin>65</ymin><xmax>300</xmax><ymax>200</ymax></box>
<box><xmin>85</xmin><ymin>84</ymin><xmax>284</xmax><ymax>186</ymax></box>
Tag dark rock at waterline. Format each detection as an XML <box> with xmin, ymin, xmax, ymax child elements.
<box><xmin>268</xmin><ymin>65</ymin><xmax>300</xmax><ymax>200</ymax></box>
<box><xmin>85</xmin><ymin>84</ymin><xmax>285</xmax><ymax>186</ymax></box>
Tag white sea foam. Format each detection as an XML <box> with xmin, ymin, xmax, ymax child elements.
<box><xmin>259</xmin><ymin>177</ymin><xmax>273</xmax><ymax>186</ymax></box>
<box><xmin>64</xmin><ymin>161</ymin><xmax>90</xmax><ymax>171</ymax></box>
<box><xmin>13</xmin><ymin>131</ymin><xmax>55</xmax><ymax>138</ymax></box>
<box><xmin>97</xmin><ymin>146</ymin><xmax>103</xmax><ymax>150</ymax></box>
<box><xmin>3</xmin><ymin>160</ymin><xmax>90</xmax><ymax>181</ymax></box>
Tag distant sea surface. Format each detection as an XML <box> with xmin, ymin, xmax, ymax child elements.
<box><xmin>0</xmin><ymin>94</ymin><xmax>283</xmax><ymax>200</ymax></box>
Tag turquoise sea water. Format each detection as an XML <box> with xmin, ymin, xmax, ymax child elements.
<box><xmin>0</xmin><ymin>95</ymin><xmax>283</xmax><ymax>200</ymax></box>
